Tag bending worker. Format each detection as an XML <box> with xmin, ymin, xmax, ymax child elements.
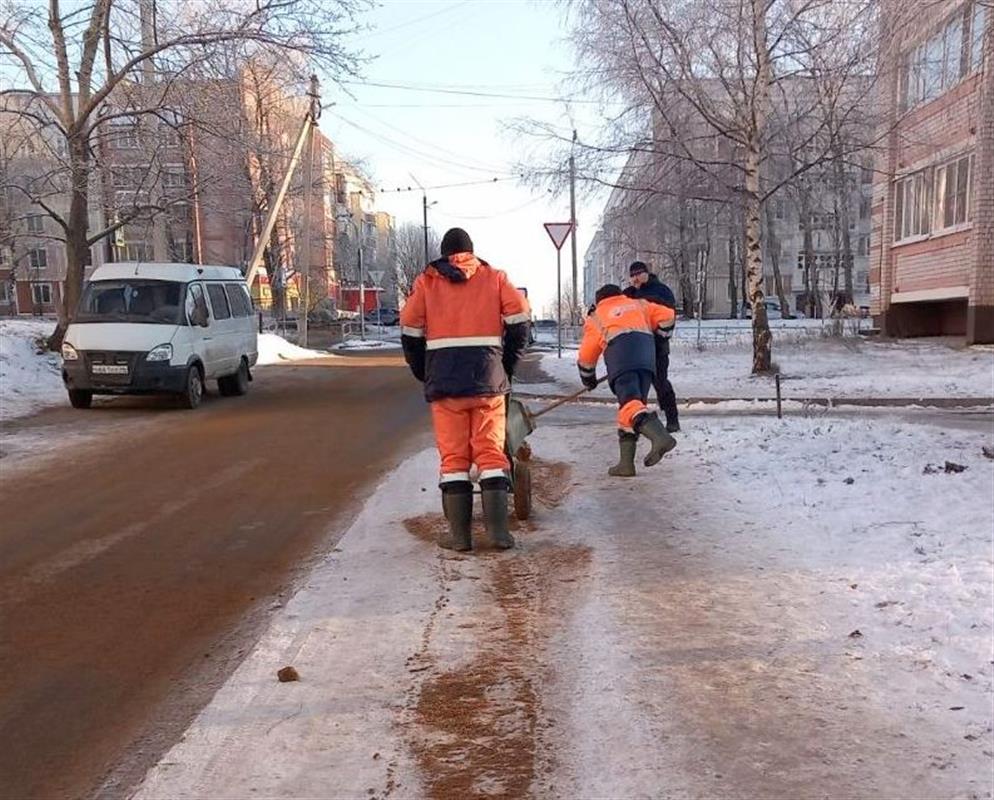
<box><xmin>578</xmin><ymin>284</ymin><xmax>677</xmax><ymax>477</ymax></box>
<box><xmin>400</xmin><ymin>227</ymin><xmax>530</xmax><ymax>552</ymax></box>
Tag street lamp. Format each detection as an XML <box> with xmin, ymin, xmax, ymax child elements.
<box><xmin>337</xmin><ymin>213</ymin><xmax>365</xmax><ymax>341</ymax></box>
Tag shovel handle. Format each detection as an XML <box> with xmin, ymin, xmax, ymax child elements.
<box><xmin>530</xmin><ymin>376</ymin><xmax>606</xmax><ymax>420</ymax></box>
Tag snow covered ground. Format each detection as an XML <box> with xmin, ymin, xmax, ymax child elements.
<box><xmin>256</xmin><ymin>333</ymin><xmax>327</xmax><ymax>365</ymax></box>
<box><xmin>0</xmin><ymin>319</ymin><xmax>63</xmax><ymax>422</ymax></box>
<box><xmin>133</xmin><ymin>410</ymin><xmax>994</xmax><ymax>799</ymax></box>
<box><xmin>530</xmin><ymin>336</ymin><xmax>994</xmax><ymax>401</ymax></box>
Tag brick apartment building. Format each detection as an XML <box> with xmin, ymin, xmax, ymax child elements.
<box><xmin>1</xmin><ymin>74</ymin><xmax>396</xmax><ymax>318</ymax></box>
<box><xmin>871</xmin><ymin>0</ymin><xmax>992</xmax><ymax>343</ymax></box>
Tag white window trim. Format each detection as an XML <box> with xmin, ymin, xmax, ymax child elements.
<box><xmin>31</xmin><ymin>282</ymin><xmax>53</xmax><ymax>304</ymax></box>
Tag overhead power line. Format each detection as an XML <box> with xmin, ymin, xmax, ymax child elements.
<box><xmin>341</xmin><ymin>79</ymin><xmax>601</xmax><ymax>105</ymax></box>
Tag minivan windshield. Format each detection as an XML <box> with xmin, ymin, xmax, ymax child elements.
<box><xmin>76</xmin><ymin>280</ymin><xmax>185</xmax><ymax>325</ymax></box>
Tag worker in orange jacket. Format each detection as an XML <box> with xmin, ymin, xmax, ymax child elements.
<box><xmin>578</xmin><ymin>284</ymin><xmax>677</xmax><ymax>476</ymax></box>
<box><xmin>401</xmin><ymin>228</ymin><xmax>530</xmax><ymax>552</ymax></box>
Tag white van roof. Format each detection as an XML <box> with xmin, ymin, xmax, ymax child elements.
<box><xmin>88</xmin><ymin>262</ymin><xmax>244</xmax><ymax>283</ymax></box>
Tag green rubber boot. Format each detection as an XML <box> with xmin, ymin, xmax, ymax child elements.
<box><xmin>440</xmin><ymin>483</ymin><xmax>473</xmax><ymax>551</ymax></box>
<box><xmin>608</xmin><ymin>430</ymin><xmax>639</xmax><ymax>477</ymax></box>
<box><xmin>481</xmin><ymin>477</ymin><xmax>515</xmax><ymax>550</ymax></box>
<box><xmin>636</xmin><ymin>412</ymin><xmax>678</xmax><ymax>467</ymax></box>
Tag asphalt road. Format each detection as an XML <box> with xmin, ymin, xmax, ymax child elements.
<box><xmin>0</xmin><ymin>353</ymin><xmax>429</xmax><ymax>800</ymax></box>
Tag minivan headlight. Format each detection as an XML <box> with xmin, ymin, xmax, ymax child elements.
<box><xmin>61</xmin><ymin>342</ymin><xmax>79</xmax><ymax>361</ymax></box>
<box><xmin>146</xmin><ymin>343</ymin><xmax>173</xmax><ymax>362</ymax></box>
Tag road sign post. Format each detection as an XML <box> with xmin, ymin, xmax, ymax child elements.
<box><xmin>543</xmin><ymin>222</ymin><xmax>573</xmax><ymax>359</ymax></box>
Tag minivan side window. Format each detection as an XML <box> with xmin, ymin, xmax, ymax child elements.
<box><xmin>224</xmin><ymin>282</ymin><xmax>252</xmax><ymax>317</ymax></box>
<box><xmin>206</xmin><ymin>283</ymin><xmax>231</xmax><ymax>320</ymax></box>
<box><xmin>186</xmin><ymin>283</ymin><xmax>210</xmax><ymax>326</ymax></box>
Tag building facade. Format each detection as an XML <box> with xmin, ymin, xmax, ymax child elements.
<box><xmin>871</xmin><ymin>0</ymin><xmax>992</xmax><ymax>342</ymax></box>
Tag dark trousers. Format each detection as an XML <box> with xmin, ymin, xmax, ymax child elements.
<box><xmin>653</xmin><ymin>339</ymin><xmax>679</xmax><ymax>425</ymax></box>
<box><xmin>613</xmin><ymin>369</ymin><xmax>653</xmax><ymax>407</ymax></box>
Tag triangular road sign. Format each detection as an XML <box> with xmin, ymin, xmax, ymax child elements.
<box><xmin>368</xmin><ymin>269</ymin><xmax>386</xmax><ymax>286</ymax></box>
<box><xmin>543</xmin><ymin>222</ymin><xmax>573</xmax><ymax>250</ymax></box>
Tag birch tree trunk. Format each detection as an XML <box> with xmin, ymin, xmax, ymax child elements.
<box><xmin>746</xmin><ymin>0</ymin><xmax>772</xmax><ymax>373</ymax></box>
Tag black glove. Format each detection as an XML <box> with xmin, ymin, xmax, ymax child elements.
<box><xmin>579</xmin><ymin>366</ymin><xmax>598</xmax><ymax>390</ymax></box>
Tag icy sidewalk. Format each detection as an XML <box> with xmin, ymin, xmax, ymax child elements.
<box><xmin>133</xmin><ymin>414</ymin><xmax>994</xmax><ymax>799</ymax></box>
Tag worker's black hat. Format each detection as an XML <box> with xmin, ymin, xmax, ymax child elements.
<box><xmin>594</xmin><ymin>284</ymin><xmax>623</xmax><ymax>304</ymax></box>
<box><xmin>629</xmin><ymin>260</ymin><xmax>649</xmax><ymax>276</ymax></box>
<box><xmin>440</xmin><ymin>228</ymin><xmax>474</xmax><ymax>257</ymax></box>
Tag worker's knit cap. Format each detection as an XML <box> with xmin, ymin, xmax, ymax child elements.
<box><xmin>629</xmin><ymin>260</ymin><xmax>649</xmax><ymax>276</ymax></box>
<box><xmin>440</xmin><ymin>228</ymin><xmax>474</xmax><ymax>257</ymax></box>
<box><xmin>595</xmin><ymin>284</ymin><xmax>623</xmax><ymax>304</ymax></box>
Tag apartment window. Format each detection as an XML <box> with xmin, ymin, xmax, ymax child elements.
<box><xmin>857</xmin><ymin>236</ymin><xmax>870</xmax><ymax>257</ymax></box>
<box><xmin>26</xmin><ymin>214</ymin><xmax>44</xmax><ymax>234</ymax></box>
<box><xmin>28</xmin><ymin>247</ymin><xmax>48</xmax><ymax>269</ymax></box>
<box><xmin>859</xmin><ymin>196</ymin><xmax>871</xmax><ymax>220</ymax></box>
<box><xmin>900</xmin><ymin>6</ymin><xmax>980</xmax><ymax>110</ymax></box>
<box><xmin>31</xmin><ymin>282</ymin><xmax>53</xmax><ymax>305</ymax></box>
<box><xmin>169</xmin><ymin>237</ymin><xmax>193</xmax><ymax>263</ymax></box>
<box><xmin>112</xmin><ymin>123</ymin><xmax>140</xmax><ymax>149</ymax></box>
<box><xmin>164</xmin><ymin>127</ymin><xmax>182</xmax><ymax>147</ymax></box>
<box><xmin>894</xmin><ymin>169</ymin><xmax>933</xmax><ymax>241</ymax></box>
<box><xmin>162</xmin><ymin>169</ymin><xmax>186</xmax><ymax>189</ymax></box>
<box><xmin>972</xmin><ymin>2</ymin><xmax>987</xmax><ymax>72</ymax></box>
<box><xmin>934</xmin><ymin>154</ymin><xmax>973</xmax><ymax>230</ymax></box>
<box><xmin>0</xmin><ymin>248</ymin><xmax>9</xmax><ymax>267</ymax></box>
<box><xmin>112</xmin><ymin>166</ymin><xmax>146</xmax><ymax>189</ymax></box>
<box><xmin>774</xmin><ymin>198</ymin><xmax>785</xmax><ymax>219</ymax></box>
<box><xmin>0</xmin><ymin>282</ymin><xmax>12</xmax><ymax>304</ymax></box>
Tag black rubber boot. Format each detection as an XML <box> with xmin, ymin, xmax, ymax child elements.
<box><xmin>666</xmin><ymin>418</ymin><xmax>681</xmax><ymax>434</ymax></box>
<box><xmin>608</xmin><ymin>430</ymin><xmax>638</xmax><ymax>477</ymax></box>
<box><xmin>440</xmin><ymin>482</ymin><xmax>473</xmax><ymax>551</ymax></box>
<box><xmin>480</xmin><ymin>477</ymin><xmax>515</xmax><ymax>550</ymax></box>
<box><xmin>635</xmin><ymin>412</ymin><xmax>677</xmax><ymax>467</ymax></box>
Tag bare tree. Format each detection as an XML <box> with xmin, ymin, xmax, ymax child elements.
<box><xmin>395</xmin><ymin>221</ymin><xmax>440</xmax><ymax>300</ymax></box>
<box><xmin>523</xmin><ymin>0</ymin><xmax>879</xmax><ymax>373</ymax></box>
<box><xmin>1</xmin><ymin>0</ymin><xmax>363</xmax><ymax>345</ymax></box>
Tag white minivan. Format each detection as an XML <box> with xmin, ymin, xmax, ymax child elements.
<box><xmin>61</xmin><ymin>263</ymin><xmax>259</xmax><ymax>409</ymax></box>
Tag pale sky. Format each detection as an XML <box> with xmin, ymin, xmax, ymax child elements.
<box><xmin>321</xmin><ymin>0</ymin><xmax>608</xmax><ymax>314</ymax></box>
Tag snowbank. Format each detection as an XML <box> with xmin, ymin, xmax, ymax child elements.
<box><xmin>133</xmin><ymin>411</ymin><xmax>994</xmax><ymax>798</ymax></box>
<box><xmin>255</xmin><ymin>333</ymin><xmax>327</xmax><ymax>365</ymax></box>
<box><xmin>531</xmin><ymin>337</ymin><xmax>994</xmax><ymax>401</ymax></box>
<box><xmin>332</xmin><ymin>338</ymin><xmax>402</xmax><ymax>352</ymax></box>
<box><xmin>0</xmin><ymin>319</ymin><xmax>63</xmax><ymax>421</ymax></box>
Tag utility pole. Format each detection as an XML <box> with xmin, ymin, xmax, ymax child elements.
<box><xmin>358</xmin><ymin>240</ymin><xmax>365</xmax><ymax>340</ymax></box>
<box><xmin>410</xmin><ymin>173</ymin><xmax>429</xmax><ymax>263</ymax></box>
<box><xmin>569</xmin><ymin>129</ymin><xmax>579</xmax><ymax>322</ymax></box>
<box><xmin>299</xmin><ymin>74</ymin><xmax>320</xmax><ymax>348</ymax></box>
<box><xmin>422</xmin><ymin>193</ymin><xmax>429</xmax><ymax>264</ymax></box>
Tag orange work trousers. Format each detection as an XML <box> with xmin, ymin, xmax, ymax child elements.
<box><xmin>430</xmin><ymin>395</ymin><xmax>509</xmax><ymax>484</ymax></box>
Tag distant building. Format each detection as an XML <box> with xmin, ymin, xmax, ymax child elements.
<box><xmin>871</xmin><ymin>0</ymin><xmax>992</xmax><ymax>342</ymax></box>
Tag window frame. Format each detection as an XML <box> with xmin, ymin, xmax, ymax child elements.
<box><xmin>31</xmin><ymin>282</ymin><xmax>53</xmax><ymax>305</ymax></box>
<box><xmin>28</xmin><ymin>247</ymin><xmax>48</xmax><ymax>269</ymax></box>
<box><xmin>206</xmin><ymin>283</ymin><xmax>232</xmax><ymax>320</ymax></box>
<box><xmin>26</xmin><ymin>214</ymin><xmax>45</xmax><ymax>234</ymax></box>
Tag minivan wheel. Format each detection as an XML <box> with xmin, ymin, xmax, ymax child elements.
<box><xmin>180</xmin><ymin>365</ymin><xmax>204</xmax><ymax>409</ymax></box>
<box><xmin>218</xmin><ymin>359</ymin><xmax>249</xmax><ymax>397</ymax></box>
<box><xmin>68</xmin><ymin>389</ymin><xmax>93</xmax><ymax>409</ymax></box>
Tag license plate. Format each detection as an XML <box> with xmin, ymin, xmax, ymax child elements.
<box><xmin>92</xmin><ymin>364</ymin><xmax>129</xmax><ymax>375</ymax></box>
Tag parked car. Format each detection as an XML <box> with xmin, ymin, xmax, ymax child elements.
<box><xmin>741</xmin><ymin>299</ymin><xmax>789</xmax><ymax>320</ymax></box>
<box><xmin>363</xmin><ymin>308</ymin><xmax>401</xmax><ymax>326</ymax></box>
<box><xmin>532</xmin><ymin>318</ymin><xmax>558</xmax><ymax>329</ymax></box>
<box><xmin>61</xmin><ymin>263</ymin><xmax>259</xmax><ymax>410</ymax></box>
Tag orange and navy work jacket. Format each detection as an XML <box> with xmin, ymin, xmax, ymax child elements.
<box><xmin>578</xmin><ymin>295</ymin><xmax>676</xmax><ymax>385</ymax></box>
<box><xmin>400</xmin><ymin>252</ymin><xmax>530</xmax><ymax>402</ymax></box>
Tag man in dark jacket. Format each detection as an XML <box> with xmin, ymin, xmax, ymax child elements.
<box><xmin>624</xmin><ymin>261</ymin><xmax>680</xmax><ymax>432</ymax></box>
<box><xmin>400</xmin><ymin>227</ymin><xmax>530</xmax><ymax>552</ymax></box>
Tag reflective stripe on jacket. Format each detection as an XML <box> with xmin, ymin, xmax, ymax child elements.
<box><xmin>578</xmin><ymin>295</ymin><xmax>675</xmax><ymax>382</ymax></box>
<box><xmin>400</xmin><ymin>252</ymin><xmax>530</xmax><ymax>402</ymax></box>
